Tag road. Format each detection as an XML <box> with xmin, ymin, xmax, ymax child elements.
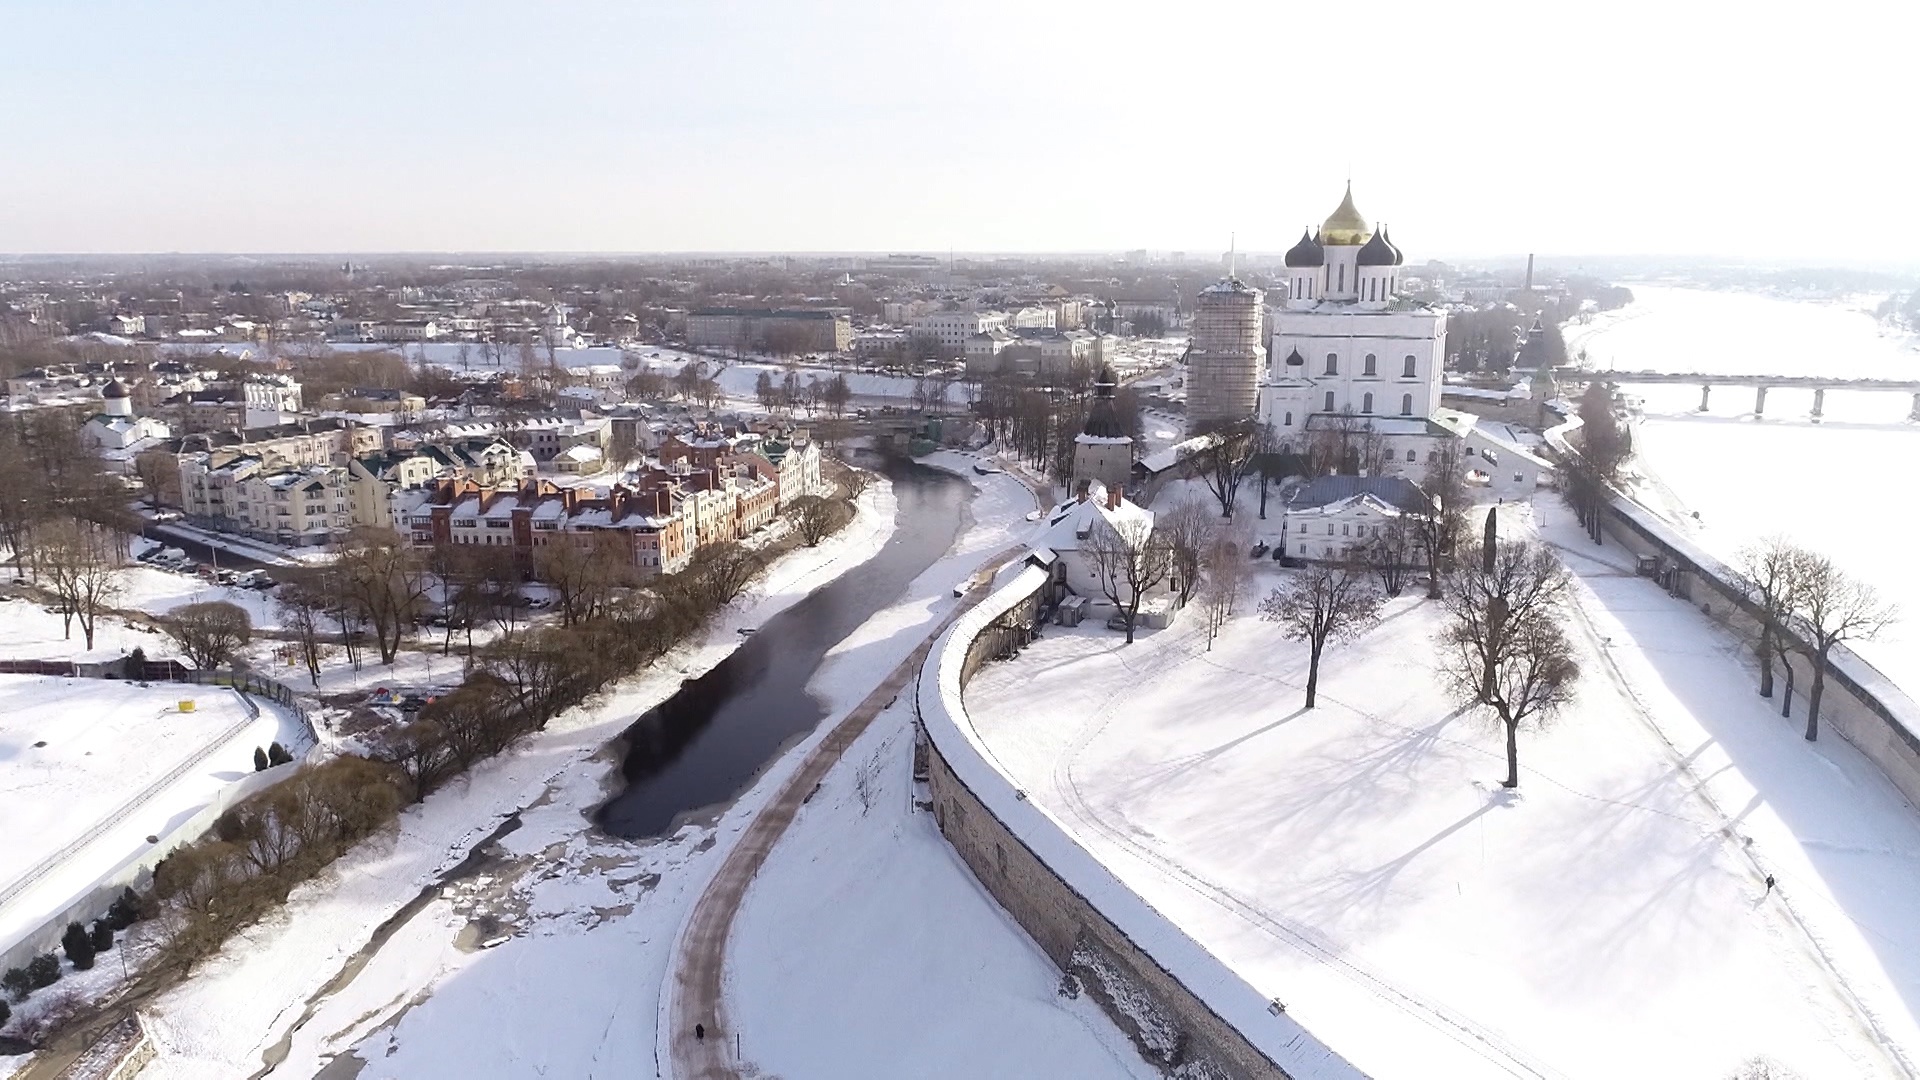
<box><xmin>664</xmin><ymin>538</ymin><xmax>1029</xmax><ymax>1079</ymax></box>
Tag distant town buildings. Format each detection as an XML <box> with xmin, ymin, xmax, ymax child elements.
<box><xmin>685</xmin><ymin>308</ymin><xmax>852</xmax><ymax>353</ymax></box>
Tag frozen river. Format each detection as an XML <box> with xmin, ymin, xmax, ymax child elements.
<box><xmin>1564</xmin><ymin>285</ymin><xmax>1920</xmax><ymax>696</ymax></box>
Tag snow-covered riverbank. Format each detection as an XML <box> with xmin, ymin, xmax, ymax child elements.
<box><xmin>1565</xmin><ymin>284</ymin><xmax>1920</xmax><ymax>697</ymax></box>
<box><xmin>120</xmin><ymin>479</ymin><xmax>902</xmax><ymax>1077</ymax></box>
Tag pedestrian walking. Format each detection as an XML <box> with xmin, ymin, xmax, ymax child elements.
<box><xmin>1764</xmin><ymin>874</ymin><xmax>1776</xmax><ymax>896</ymax></box>
<box><xmin>696</xmin><ymin>1023</ymin><xmax>706</xmax><ymax>1041</ymax></box>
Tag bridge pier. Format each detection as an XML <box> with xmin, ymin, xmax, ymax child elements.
<box><xmin>1754</xmin><ymin>385</ymin><xmax>1768</xmax><ymax>418</ymax></box>
<box><xmin>1811</xmin><ymin>388</ymin><xmax>1825</xmax><ymax>422</ymax></box>
<box><xmin>1698</xmin><ymin>384</ymin><xmax>1712</xmax><ymax>412</ymax></box>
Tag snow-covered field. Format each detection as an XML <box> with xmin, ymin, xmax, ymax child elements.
<box><xmin>963</xmin><ymin>500</ymin><xmax>1920</xmax><ymax>1078</ymax></box>
<box><xmin>1565</xmin><ymin>285</ymin><xmax>1920</xmax><ymax>695</ymax></box>
<box><xmin>0</xmin><ymin>677</ymin><xmax>302</xmax><ymax>962</ymax></box>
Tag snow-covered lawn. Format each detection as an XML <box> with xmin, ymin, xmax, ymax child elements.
<box><xmin>964</xmin><ymin>538</ymin><xmax>1919</xmax><ymax>1078</ymax></box>
<box><xmin>0</xmin><ymin>597</ymin><xmax>172</xmax><ymax>664</ymax></box>
<box><xmin>0</xmin><ymin>677</ymin><xmax>303</xmax><ymax>961</ymax></box>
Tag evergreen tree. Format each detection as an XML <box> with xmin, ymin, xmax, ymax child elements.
<box><xmin>26</xmin><ymin>954</ymin><xmax>60</xmax><ymax>989</ymax></box>
<box><xmin>0</xmin><ymin>997</ymin><xmax>10</xmax><ymax>1028</ymax></box>
<box><xmin>62</xmin><ymin>921</ymin><xmax>96</xmax><ymax>970</ymax></box>
<box><xmin>106</xmin><ymin>887</ymin><xmax>142</xmax><ymax>929</ymax></box>
<box><xmin>267</xmin><ymin>742</ymin><xmax>293</xmax><ymax>766</ymax></box>
<box><xmin>1</xmin><ymin>967</ymin><xmax>30</xmax><ymax>1002</ymax></box>
<box><xmin>89</xmin><ymin>920</ymin><xmax>114</xmax><ymax>953</ymax></box>
<box><xmin>253</xmin><ymin>746</ymin><xmax>271</xmax><ymax>771</ymax></box>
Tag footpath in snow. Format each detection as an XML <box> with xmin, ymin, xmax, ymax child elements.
<box><xmin>964</xmin><ymin>499</ymin><xmax>1920</xmax><ymax>1079</ymax></box>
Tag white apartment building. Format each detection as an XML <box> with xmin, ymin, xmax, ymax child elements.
<box><xmin>912</xmin><ymin>311</ymin><xmax>1008</xmax><ymax>351</ymax></box>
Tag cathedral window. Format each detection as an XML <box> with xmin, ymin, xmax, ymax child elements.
<box><xmin>1283</xmin><ymin>411</ymin><xmax>1293</xmax><ymax>426</ymax></box>
<box><xmin>1363</xmin><ymin>354</ymin><xmax>1377</xmax><ymax>376</ymax></box>
<box><xmin>1406</xmin><ymin>449</ymin><xmax>1416</xmax><ymax>462</ymax></box>
<box><xmin>1403</xmin><ymin>355</ymin><xmax>1417</xmax><ymax>378</ymax></box>
<box><xmin>1361</xmin><ymin>392</ymin><xmax>1374</xmax><ymax>414</ymax></box>
<box><xmin>1325</xmin><ymin>353</ymin><xmax>1338</xmax><ymax>376</ymax></box>
<box><xmin>1337</xmin><ymin>265</ymin><xmax>1345</xmax><ymax>292</ymax></box>
<box><xmin>1324</xmin><ymin>391</ymin><xmax>1335</xmax><ymax>411</ymax></box>
<box><xmin>1401</xmin><ymin>394</ymin><xmax>1413</xmax><ymax>415</ymax></box>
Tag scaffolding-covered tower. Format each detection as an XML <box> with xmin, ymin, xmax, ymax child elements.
<box><xmin>1185</xmin><ymin>277</ymin><xmax>1266</xmax><ymax>428</ymax></box>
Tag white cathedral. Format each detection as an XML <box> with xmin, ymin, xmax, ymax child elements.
<box><xmin>1256</xmin><ymin>185</ymin><xmax>1458</xmax><ymax>477</ymax></box>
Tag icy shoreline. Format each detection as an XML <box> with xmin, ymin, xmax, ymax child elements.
<box><xmin>111</xmin><ymin>479</ymin><xmax>902</xmax><ymax>1077</ymax></box>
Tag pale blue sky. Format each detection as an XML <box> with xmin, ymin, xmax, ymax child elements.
<box><xmin>2</xmin><ymin>0</ymin><xmax>1913</xmax><ymax>260</ymax></box>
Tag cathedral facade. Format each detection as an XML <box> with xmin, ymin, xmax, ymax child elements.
<box><xmin>1256</xmin><ymin>185</ymin><xmax>1449</xmax><ymax>449</ymax></box>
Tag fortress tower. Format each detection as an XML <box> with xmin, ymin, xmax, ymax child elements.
<box><xmin>1185</xmin><ymin>277</ymin><xmax>1266</xmax><ymax>428</ymax></box>
<box><xmin>1073</xmin><ymin>366</ymin><xmax>1134</xmax><ymax>496</ymax></box>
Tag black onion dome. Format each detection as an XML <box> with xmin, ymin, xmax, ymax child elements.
<box><xmin>1283</xmin><ymin>228</ymin><xmax>1324</xmax><ymax>268</ymax></box>
<box><xmin>1383</xmin><ymin>227</ymin><xmax>1404</xmax><ymax>266</ymax></box>
<box><xmin>1284</xmin><ymin>347</ymin><xmax>1305</xmax><ymax>367</ymax></box>
<box><xmin>102</xmin><ymin>378</ymin><xmax>130</xmax><ymax>399</ymax></box>
<box><xmin>1081</xmin><ymin>365</ymin><xmax>1125</xmax><ymax>438</ymax></box>
<box><xmin>1356</xmin><ymin>228</ymin><xmax>1397</xmax><ymax>267</ymax></box>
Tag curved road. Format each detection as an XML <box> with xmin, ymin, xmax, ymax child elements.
<box><xmin>663</xmin><ymin>542</ymin><xmax>1026</xmax><ymax>1079</ymax></box>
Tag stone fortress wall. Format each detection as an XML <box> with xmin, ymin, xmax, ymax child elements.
<box><xmin>914</xmin><ymin>563</ymin><xmax>1364</xmax><ymax>1080</ymax></box>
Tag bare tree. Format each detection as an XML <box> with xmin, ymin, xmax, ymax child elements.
<box><xmin>534</xmin><ymin>532</ymin><xmax>631</xmax><ymax>627</ymax></box>
<box><xmin>33</xmin><ymin>518</ymin><xmax>124</xmax><ymax>649</ymax></box>
<box><xmin>1412</xmin><ymin>439</ymin><xmax>1468</xmax><ymax>599</ymax></box>
<box><xmin>1158</xmin><ymin>496</ymin><xmax>1218</xmax><ymax>605</ymax></box>
<box><xmin>1260</xmin><ymin>558</ymin><xmax>1382</xmax><ymax>708</ymax></box>
<box><xmin>1734</xmin><ymin>538</ymin><xmax>1811</xmax><ymax>702</ymax></box>
<box><xmin>134</xmin><ymin>449</ymin><xmax>180</xmax><ymax>508</ymax></box>
<box><xmin>1365</xmin><ymin>515</ymin><xmax>1418</xmax><ymax>598</ymax></box>
<box><xmin>1791</xmin><ymin>555</ymin><xmax>1896</xmax><ymax>742</ymax></box>
<box><xmin>1305</xmin><ymin>408</ymin><xmax>1387</xmax><ymax>478</ymax></box>
<box><xmin>1437</xmin><ymin>540</ymin><xmax>1579</xmax><ymax>787</ymax></box>
<box><xmin>1082</xmin><ymin>513</ymin><xmax>1174</xmax><ymax>645</ymax></box>
<box><xmin>1196</xmin><ymin>526</ymin><xmax>1250</xmax><ymax>651</ymax></box>
<box><xmin>1440</xmin><ymin>611</ymin><xmax>1580</xmax><ymax>789</ymax></box>
<box><xmin>275</xmin><ymin>579</ymin><xmax>334</xmax><ymax>687</ymax></box>
<box><xmin>162</xmin><ymin>600</ymin><xmax>254</xmax><ymax>670</ymax></box>
<box><xmin>787</xmin><ymin>494</ymin><xmax>844</xmax><ymax>546</ymax></box>
<box><xmin>1183</xmin><ymin>422</ymin><xmax>1258</xmax><ymax>519</ymax></box>
<box><xmin>335</xmin><ymin>529</ymin><xmax>431</xmax><ymax>664</ymax></box>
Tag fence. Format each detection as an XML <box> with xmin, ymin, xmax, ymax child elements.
<box><xmin>0</xmin><ymin>664</ymin><xmax>324</xmax><ymax>975</ymax></box>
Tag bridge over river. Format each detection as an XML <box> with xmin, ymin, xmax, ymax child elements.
<box><xmin>1585</xmin><ymin>371</ymin><xmax>1920</xmax><ymax>420</ymax></box>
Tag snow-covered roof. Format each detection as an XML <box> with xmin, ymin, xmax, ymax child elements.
<box><xmin>1284</xmin><ymin>475</ymin><xmax>1429</xmax><ymax>515</ymax></box>
<box><xmin>1034</xmin><ymin>483</ymin><xmax>1154</xmax><ymax>553</ymax></box>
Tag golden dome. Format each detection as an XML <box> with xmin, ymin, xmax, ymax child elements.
<box><xmin>1320</xmin><ymin>183</ymin><xmax>1371</xmax><ymax>246</ymax></box>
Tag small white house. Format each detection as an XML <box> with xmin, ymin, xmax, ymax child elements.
<box><xmin>1280</xmin><ymin>475</ymin><xmax>1431</xmax><ymax>563</ymax></box>
<box><xmin>1032</xmin><ymin>482</ymin><xmax>1176</xmax><ymax>626</ymax></box>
